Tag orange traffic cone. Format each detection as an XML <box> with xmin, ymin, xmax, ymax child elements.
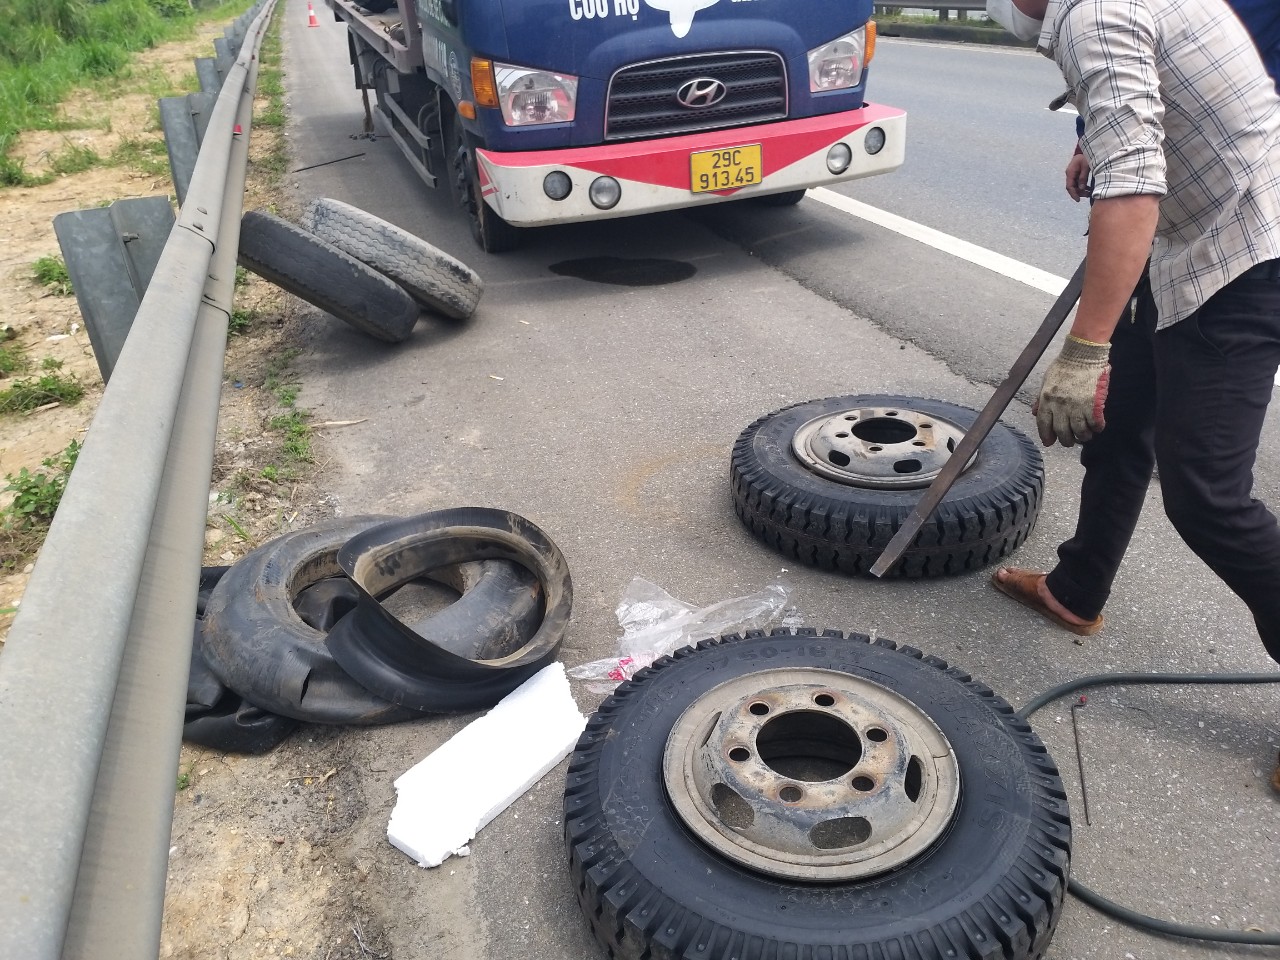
<box><xmin>307</xmin><ymin>1</ymin><xmax>319</xmax><ymax>26</ymax></box>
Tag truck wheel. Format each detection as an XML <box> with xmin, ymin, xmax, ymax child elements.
<box><xmin>564</xmin><ymin>628</ymin><xmax>1071</xmax><ymax>960</ymax></box>
<box><xmin>302</xmin><ymin>197</ymin><xmax>484</xmax><ymax>320</ymax></box>
<box><xmin>731</xmin><ymin>395</ymin><xmax>1043</xmax><ymax>577</ymax></box>
<box><xmin>753</xmin><ymin>189</ymin><xmax>807</xmax><ymax>207</ymax></box>
<box><xmin>238</xmin><ymin>210</ymin><xmax>419</xmax><ymax>343</ymax></box>
<box><xmin>444</xmin><ymin>112</ymin><xmax>522</xmax><ymax>254</ymax></box>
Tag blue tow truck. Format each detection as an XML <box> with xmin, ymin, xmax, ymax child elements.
<box><xmin>325</xmin><ymin>0</ymin><xmax>906</xmax><ymax>250</ymax></box>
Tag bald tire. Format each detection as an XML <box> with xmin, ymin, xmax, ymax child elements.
<box><xmin>238</xmin><ymin>210</ymin><xmax>419</xmax><ymax>343</ymax></box>
<box><xmin>564</xmin><ymin>628</ymin><xmax>1071</xmax><ymax>960</ymax></box>
<box><xmin>301</xmin><ymin>197</ymin><xmax>484</xmax><ymax>320</ymax></box>
<box><xmin>731</xmin><ymin>394</ymin><xmax>1044</xmax><ymax>578</ymax></box>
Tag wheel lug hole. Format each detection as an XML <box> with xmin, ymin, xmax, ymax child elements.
<box><xmin>813</xmin><ymin>692</ymin><xmax>836</xmax><ymax>707</ymax></box>
<box><xmin>729</xmin><ymin>747</ymin><xmax>751</xmax><ymax>762</ymax></box>
<box><xmin>779</xmin><ymin>785</ymin><xmax>803</xmax><ymax>803</ymax></box>
<box><xmin>851</xmin><ymin>776</ymin><xmax>875</xmax><ymax>791</ymax></box>
<box><xmin>866</xmin><ymin>727</ymin><xmax>888</xmax><ymax>742</ymax></box>
<box><xmin>748</xmin><ymin>701</ymin><xmax>770</xmax><ymax>716</ymax></box>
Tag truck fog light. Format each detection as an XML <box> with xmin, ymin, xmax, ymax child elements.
<box><xmin>864</xmin><ymin>127</ymin><xmax>886</xmax><ymax>155</ymax></box>
<box><xmin>826</xmin><ymin>143</ymin><xmax>852</xmax><ymax>174</ymax></box>
<box><xmin>543</xmin><ymin>171</ymin><xmax>573</xmax><ymax>200</ymax></box>
<box><xmin>589</xmin><ymin>176</ymin><xmax>621</xmax><ymax>210</ymax></box>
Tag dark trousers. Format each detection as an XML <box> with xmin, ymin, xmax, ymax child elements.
<box><xmin>1044</xmin><ymin>267</ymin><xmax>1280</xmax><ymax>665</ymax></box>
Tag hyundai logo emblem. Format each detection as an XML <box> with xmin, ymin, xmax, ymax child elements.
<box><xmin>676</xmin><ymin>77</ymin><xmax>728</xmax><ymax>108</ymax></box>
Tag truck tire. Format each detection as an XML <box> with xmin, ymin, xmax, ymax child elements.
<box><xmin>731</xmin><ymin>395</ymin><xmax>1043</xmax><ymax>577</ymax></box>
<box><xmin>301</xmin><ymin>197</ymin><xmax>484</xmax><ymax>320</ymax></box>
<box><xmin>444</xmin><ymin>112</ymin><xmax>522</xmax><ymax>254</ymax></box>
<box><xmin>238</xmin><ymin>210</ymin><xmax>420</xmax><ymax>343</ymax></box>
<box><xmin>564</xmin><ymin>628</ymin><xmax>1071</xmax><ymax>960</ymax></box>
<box><xmin>326</xmin><ymin>508</ymin><xmax>572</xmax><ymax>712</ymax></box>
<box><xmin>200</xmin><ymin>517</ymin><xmax>544</xmax><ymax>724</ymax></box>
<box><xmin>753</xmin><ymin>189</ymin><xmax>806</xmax><ymax>207</ymax></box>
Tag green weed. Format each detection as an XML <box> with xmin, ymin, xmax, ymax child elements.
<box><xmin>234</xmin><ymin>265</ymin><xmax>248</xmax><ymax>287</ymax></box>
<box><xmin>32</xmin><ymin>255</ymin><xmax>72</xmax><ymax>295</ymax></box>
<box><xmin>0</xmin><ymin>346</ymin><xmax>25</xmax><ymax>377</ymax></box>
<box><xmin>47</xmin><ymin>142</ymin><xmax>99</xmax><ymax>176</ymax></box>
<box><xmin>223</xmin><ymin>512</ymin><xmax>252</xmax><ymax>542</ymax></box>
<box><xmin>110</xmin><ymin>135</ymin><xmax>168</xmax><ymax>176</ymax></box>
<box><xmin>0</xmin><ymin>372</ymin><xmax>84</xmax><ymax>412</ymax></box>
<box><xmin>268</xmin><ymin>410</ymin><xmax>311</xmax><ymax>463</ymax></box>
<box><xmin>259</xmin><ymin>464</ymin><xmax>279</xmax><ymax>483</ymax></box>
<box><xmin>2</xmin><ymin>439</ymin><xmax>80</xmax><ymax>530</ymax></box>
<box><xmin>228</xmin><ymin>307</ymin><xmax>255</xmax><ymax>336</ymax></box>
<box><xmin>40</xmin><ymin>357</ymin><xmax>63</xmax><ymax>371</ymax></box>
<box><xmin>175</xmin><ymin>771</ymin><xmax>191</xmax><ymax>791</ymax></box>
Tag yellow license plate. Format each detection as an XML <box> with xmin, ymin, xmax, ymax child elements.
<box><xmin>690</xmin><ymin>145</ymin><xmax>763</xmax><ymax>193</ymax></box>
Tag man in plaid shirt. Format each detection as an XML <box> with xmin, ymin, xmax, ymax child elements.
<box><xmin>987</xmin><ymin>0</ymin><xmax>1280</xmax><ymax>691</ymax></box>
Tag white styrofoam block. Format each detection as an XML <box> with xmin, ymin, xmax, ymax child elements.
<box><xmin>386</xmin><ymin>662</ymin><xmax>587</xmax><ymax>868</ymax></box>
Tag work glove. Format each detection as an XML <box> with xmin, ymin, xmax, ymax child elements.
<box><xmin>1033</xmin><ymin>335</ymin><xmax>1110</xmax><ymax>447</ymax></box>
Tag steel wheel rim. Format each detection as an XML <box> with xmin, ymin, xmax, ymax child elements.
<box><xmin>791</xmin><ymin>405</ymin><xmax>973</xmax><ymax>489</ymax></box>
<box><xmin>662</xmin><ymin>667</ymin><xmax>960</xmax><ymax>881</ymax></box>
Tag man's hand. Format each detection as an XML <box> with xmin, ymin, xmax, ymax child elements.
<box><xmin>1065</xmin><ymin>151</ymin><xmax>1091</xmax><ymax>202</ymax></box>
<box><xmin>1034</xmin><ymin>335</ymin><xmax>1111</xmax><ymax>447</ymax></box>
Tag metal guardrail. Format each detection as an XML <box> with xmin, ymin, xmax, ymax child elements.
<box><xmin>0</xmin><ymin>2</ymin><xmax>276</xmax><ymax>957</ymax></box>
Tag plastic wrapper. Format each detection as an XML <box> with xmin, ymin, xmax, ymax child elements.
<box><xmin>569</xmin><ymin>576</ymin><xmax>795</xmax><ymax>689</ymax></box>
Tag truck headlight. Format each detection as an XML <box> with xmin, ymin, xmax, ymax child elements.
<box><xmin>493</xmin><ymin>62</ymin><xmax>578</xmax><ymax>126</ymax></box>
<box><xmin>807</xmin><ymin>27</ymin><xmax>868</xmax><ymax>93</ymax></box>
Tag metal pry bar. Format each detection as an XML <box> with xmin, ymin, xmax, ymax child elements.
<box><xmin>869</xmin><ymin>257</ymin><xmax>1088</xmax><ymax>578</ymax></box>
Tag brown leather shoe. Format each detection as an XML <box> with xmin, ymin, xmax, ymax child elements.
<box><xmin>990</xmin><ymin>568</ymin><xmax>1104</xmax><ymax>637</ymax></box>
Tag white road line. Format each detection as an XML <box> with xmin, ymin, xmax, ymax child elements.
<box><xmin>809</xmin><ymin>188</ymin><xmax>1069</xmax><ymax>295</ymax></box>
<box><xmin>808</xmin><ymin>188</ymin><xmax>1280</xmax><ymax>386</ymax></box>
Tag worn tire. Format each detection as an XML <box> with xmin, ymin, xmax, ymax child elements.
<box><xmin>186</xmin><ymin>565</ymin><xmax>300</xmax><ymax>754</ymax></box>
<box><xmin>731</xmin><ymin>394</ymin><xmax>1043</xmax><ymax>577</ymax></box>
<box><xmin>564</xmin><ymin>628</ymin><xmax>1071</xmax><ymax>960</ymax></box>
<box><xmin>444</xmin><ymin>111</ymin><xmax>522</xmax><ymax>254</ymax></box>
<box><xmin>238</xmin><ymin>209</ymin><xmax>419</xmax><ymax>342</ymax></box>
<box><xmin>301</xmin><ymin>197</ymin><xmax>484</xmax><ymax>320</ymax></box>
<box><xmin>200</xmin><ymin>517</ymin><xmax>543</xmax><ymax>724</ymax></box>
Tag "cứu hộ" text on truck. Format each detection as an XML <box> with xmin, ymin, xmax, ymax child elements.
<box><xmin>325</xmin><ymin>0</ymin><xmax>906</xmax><ymax>251</ymax></box>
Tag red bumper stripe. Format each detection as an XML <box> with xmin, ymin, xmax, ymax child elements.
<box><xmin>477</xmin><ymin>103</ymin><xmax>904</xmax><ymax>193</ymax></box>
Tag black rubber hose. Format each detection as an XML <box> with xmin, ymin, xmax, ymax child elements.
<box><xmin>1018</xmin><ymin>670</ymin><xmax>1280</xmax><ymax>946</ymax></box>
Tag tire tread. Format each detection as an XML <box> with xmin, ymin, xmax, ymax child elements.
<box><xmin>565</xmin><ymin>629</ymin><xmax>1070</xmax><ymax>960</ymax></box>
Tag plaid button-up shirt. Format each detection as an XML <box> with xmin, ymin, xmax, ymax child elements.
<box><xmin>1040</xmin><ymin>0</ymin><xmax>1280</xmax><ymax>327</ymax></box>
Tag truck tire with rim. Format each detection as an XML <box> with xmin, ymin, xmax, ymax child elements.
<box><xmin>565</xmin><ymin>628</ymin><xmax>1071</xmax><ymax>960</ymax></box>
<box><xmin>731</xmin><ymin>394</ymin><xmax>1044</xmax><ymax>577</ymax></box>
<box><xmin>301</xmin><ymin>197</ymin><xmax>484</xmax><ymax>320</ymax></box>
<box><xmin>443</xmin><ymin>111</ymin><xmax>522</xmax><ymax>254</ymax></box>
<box><xmin>238</xmin><ymin>210</ymin><xmax>420</xmax><ymax>342</ymax></box>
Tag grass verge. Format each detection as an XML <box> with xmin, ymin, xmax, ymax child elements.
<box><xmin>1</xmin><ymin>0</ymin><xmax>258</xmax><ymax>186</ymax></box>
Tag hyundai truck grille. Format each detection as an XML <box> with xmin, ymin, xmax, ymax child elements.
<box><xmin>605</xmin><ymin>52</ymin><xmax>788</xmax><ymax>141</ymax></box>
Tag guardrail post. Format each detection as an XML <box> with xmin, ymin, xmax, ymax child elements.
<box><xmin>195</xmin><ymin>56</ymin><xmax>221</xmax><ymax>94</ymax></box>
<box><xmin>213</xmin><ymin>36</ymin><xmax>234</xmax><ymax>82</ymax></box>
<box><xmin>52</xmin><ymin>198</ymin><xmax>177</xmax><ymax>384</ymax></box>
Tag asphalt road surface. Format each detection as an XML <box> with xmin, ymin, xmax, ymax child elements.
<box><xmin>261</xmin><ymin>5</ymin><xmax>1280</xmax><ymax>957</ymax></box>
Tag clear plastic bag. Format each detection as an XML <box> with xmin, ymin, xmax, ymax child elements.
<box><xmin>568</xmin><ymin>576</ymin><xmax>796</xmax><ymax>689</ymax></box>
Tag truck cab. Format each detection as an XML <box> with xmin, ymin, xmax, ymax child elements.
<box><xmin>329</xmin><ymin>0</ymin><xmax>904</xmax><ymax>250</ymax></box>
